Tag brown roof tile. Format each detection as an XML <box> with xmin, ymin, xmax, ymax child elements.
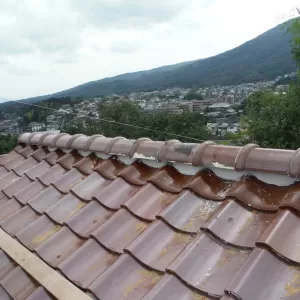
<box><xmin>167</xmin><ymin>233</ymin><xmax>250</xmax><ymax>298</ymax></box>
<box><xmin>0</xmin><ymin>286</ymin><xmax>11</xmax><ymax>300</ymax></box>
<box><xmin>25</xmin><ymin>161</ymin><xmax>52</xmax><ymax>180</ymax></box>
<box><xmin>94</xmin><ymin>177</ymin><xmax>139</xmax><ymax>210</ymax></box>
<box><xmin>91</xmin><ymin>208</ymin><xmax>150</xmax><ymax>254</ymax></box>
<box><xmin>158</xmin><ymin>190</ymin><xmax>221</xmax><ymax>233</ymax></box>
<box><xmin>25</xmin><ymin>287</ymin><xmax>54</xmax><ymax>300</ymax></box>
<box><xmin>2</xmin><ymin>176</ymin><xmax>32</xmax><ymax>198</ymax></box>
<box><xmin>0</xmin><ymin>167</ymin><xmax>9</xmax><ymax>178</ymax></box>
<box><xmin>65</xmin><ymin>200</ymin><xmax>113</xmax><ymax>238</ymax></box>
<box><xmin>88</xmin><ymin>254</ymin><xmax>162</xmax><ymax>300</ymax></box>
<box><xmin>122</xmin><ymin>183</ymin><xmax>177</xmax><ymax>221</ymax></box>
<box><xmin>0</xmin><ymin>172</ymin><xmax>19</xmax><ymax>189</ymax></box>
<box><xmin>35</xmin><ymin>227</ymin><xmax>85</xmax><ymax>268</ymax></box>
<box><xmin>1</xmin><ymin>266</ymin><xmax>38</xmax><ymax>299</ymax></box>
<box><xmin>58</xmin><ymin>239</ymin><xmax>118</xmax><ymax>289</ymax></box>
<box><xmin>16</xmin><ymin>215</ymin><xmax>61</xmax><ymax>250</ymax></box>
<box><xmin>14</xmin><ymin>181</ymin><xmax>46</xmax><ymax>205</ymax></box>
<box><xmin>143</xmin><ymin>274</ymin><xmax>212</xmax><ymax>300</ymax></box>
<box><xmin>125</xmin><ymin>220</ymin><xmax>193</xmax><ymax>272</ymax></box>
<box><xmin>0</xmin><ymin>132</ymin><xmax>300</xmax><ymax>299</ymax></box>
<box><xmin>226</xmin><ymin>248</ymin><xmax>300</xmax><ymax>300</ymax></box>
<box><xmin>0</xmin><ymin>250</ymin><xmax>16</xmax><ymax>280</ymax></box>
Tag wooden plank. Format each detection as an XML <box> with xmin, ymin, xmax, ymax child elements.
<box><xmin>0</xmin><ymin>228</ymin><xmax>91</xmax><ymax>300</ymax></box>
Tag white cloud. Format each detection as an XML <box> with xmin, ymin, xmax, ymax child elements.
<box><xmin>0</xmin><ymin>0</ymin><xmax>298</xmax><ymax>99</ymax></box>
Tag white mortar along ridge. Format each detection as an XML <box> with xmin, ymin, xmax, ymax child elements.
<box><xmin>132</xmin><ymin>152</ymin><xmax>156</xmax><ymax>160</ymax></box>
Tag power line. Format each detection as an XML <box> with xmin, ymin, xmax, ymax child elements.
<box><xmin>5</xmin><ymin>98</ymin><xmax>214</xmax><ymax>143</ymax></box>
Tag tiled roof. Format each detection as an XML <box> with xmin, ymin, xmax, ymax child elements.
<box><xmin>0</xmin><ymin>132</ymin><xmax>300</xmax><ymax>299</ymax></box>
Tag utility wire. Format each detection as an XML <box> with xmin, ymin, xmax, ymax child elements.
<box><xmin>5</xmin><ymin>99</ymin><xmax>221</xmax><ymax>143</ymax></box>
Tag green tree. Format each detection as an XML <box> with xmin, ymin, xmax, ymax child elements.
<box><xmin>65</xmin><ymin>100</ymin><xmax>208</xmax><ymax>142</ymax></box>
<box><xmin>288</xmin><ymin>12</ymin><xmax>300</xmax><ymax>66</ymax></box>
<box><xmin>242</xmin><ymin>17</ymin><xmax>300</xmax><ymax>149</ymax></box>
<box><xmin>244</xmin><ymin>85</ymin><xmax>300</xmax><ymax>149</ymax></box>
<box><xmin>184</xmin><ymin>88</ymin><xmax>204</xmax><ymax>100</ymax></box>
<box><xmin>0</xmin><ymin>135</ymin><xmax>18</xmax><ymax>155</ymax></box>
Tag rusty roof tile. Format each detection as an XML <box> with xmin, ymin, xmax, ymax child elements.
<box><xmin>51</xmin><ymin>168</ymin><xmax>86</xmax><ymax>194</ymax></box>
<box><xmin>148</xmin><ymin>166</ymin><xmax>192</xmax><ymax>193</ymax></box>
<box><xmin>0</xmin><ymin>250</ymin><xmax>16</xmax><ymax>280</ymax></box>
<box><xmin>202</xmin><ymin>199</ymin><xmax>276</xmax><ymax>249</ymax></box>
<box><xmin>94</xmin><ymin>158</ymin><xmax>126</xmax><ymax>179</ymax></box>
<box><xmin>226</xmin><ymin>248</ymin><xmax>300</xmax><ymax>300</ymax></box>
<box><xmin>65</xmin><ymin>200</ymin><xmax>113</xmax><ymax>238</ymax></box>
<box><xmin>88</xmin><ymin>254</ymin><xmax>162</xmax><ymax>300</ymax></box>
<box><xmin>73</xmin><ymin>154</ymin><xmax>101</xmax><ymax>175</ymax></box>
<box><xmin>1</xmin><ymin>266</ymin><xmax>38</xmax><ymax>300</ymax></box>
<box><xmin>35</xmin><ymin>227</ymin><xmax>85</xmax><ymax>268</ymax></box>
<box><xmin>16</xmin><ymin>215</ymin><xmax>61</xmax><ymax>250</ymax></box>
<box><xmin>2</xmin><ymin>176</ymin><xmax>32</xmax><ymax>198</ymax></box>
<box><xmin>58</xmin><ymin>239</ymin><xmax>118</xmax><ymax>289</ymax></box>
<box><xmin>91</xmin><ymin>208</ymin><xmax>150</xmax><ymax>254</ymax></box>
<box><xmin>125</xmin><ymin>220</ymin><xmax>193</xmax><ymax>272</ymax></box>
<box><xmin>28</xmin><ymin>186</ymin><xmax>64</xmax><ymax>214</ymax></box>
<box><xmin>43</xmin><ymin>150</ymin><xmax>65</xmax><ymax>165</ymax></box>
<box><xmin>227</xmin><ymin>176</ymin><xmax>291</xmax><ymax>211</ymax></box>
<box><xmin>122</xmin><ymin>183</ymin><xmax>177</xmax><ymax>221</ymax></box>
<box><xmin>280</xmin><ymin>189</ymin><xmax>300</xmax><ymax>213</ymax></box>
<box><xmin>25</xmin><ymin>287</ymin><xmax>54</xmax><ymax>300</ymax></box>
<box><xmin>14</xmin><ymin>181</ymin><xmax>46</xmax><ymax>205</ymax></box>
<box><xmin>1</xmin><ymin>206</ymin><xmax>40</xmax><ymax>237</ymax></box>
<box><xmin>158</xmin><ymin>190</ymin><xmax>221</xmax><ymax>233</ymax></box>
<box><xmin>185</xmin><ymin>170</ymin><xmax>233</xmax><ymax>200</ymax></box>
<box><xmin>143</xmin><ymin>274</ymin><xmax>212</xmax><ymax>300</ymax></box>
<box><xmin>44</xmin><ymin>193</ymin><xmax>86</xmax><ymax>224</ymax></box>
<box><xmin>71</xmin><ymin>172</ymin><xmax>111</xmax><ymax>201</ymax></box>
<box><xmin>118</xmin><ymin>162</ymin><xmax>159</xmax><ymax>186</ymax></box>
<box><xmin>167</xmin><ymin>233</ymin><xmax>250</xmax><ymax>298</ymax></box>
<box><xmin>24</xmin><ymin>161</ymin><xmax>52</xmax><ymax>181</ymax></box>
<box><xmin>94</xmin><ymin>177</ymin><xmax>140</xmax><ymax>210</ymax></box>
<box><xmin>56</xmin><ymin>151</ymin><xmax>84</xmax><ymax>170</ymax></box>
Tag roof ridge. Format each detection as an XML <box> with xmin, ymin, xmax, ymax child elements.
<box><xmin>18</xmin><ymin>132</ymin><xmax>300</xmax><ymax>178</ymax></box>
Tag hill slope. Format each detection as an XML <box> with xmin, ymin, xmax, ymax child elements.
<box><xmin>24</xmin><ymin>20</ymin><xmax>298</xmax><ymax>101</ymax></box>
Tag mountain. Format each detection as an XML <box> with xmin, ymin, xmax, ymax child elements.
<box><xmin>22</xmin><ymin>20</ymin><xmax>298</xmax><ymax>101</ymax></box>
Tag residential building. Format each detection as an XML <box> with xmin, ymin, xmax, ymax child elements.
<box><xmin>28</xmin><ymin>122</ymin><xmax>44</xmax><ymax>132</ymax></box>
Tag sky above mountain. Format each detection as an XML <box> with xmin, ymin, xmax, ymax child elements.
<box><xmin>1</xmin><ymin>0</ymin><xmax>299</xmax><ymax>99</ymax></box>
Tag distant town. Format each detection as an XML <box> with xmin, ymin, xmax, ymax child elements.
<box><xmin>0</xmin><ymin>72</ymin><xmax>295</xmax><ymax>138</ymax></box>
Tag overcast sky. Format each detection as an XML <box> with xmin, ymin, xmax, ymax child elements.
<box><xmin>0</xmin><ymin>0</ymin><xmax>298</xmax><ymax>99</ymax></box>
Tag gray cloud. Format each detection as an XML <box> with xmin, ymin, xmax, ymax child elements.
<box><xmin>110</xmin><ymin>40</ymin><xmax>143</xmax><ymax>54</ymax></box>
<box><xmin>0</xmin><ymin>58</ymin><xmax>37</xmax><ymax>76</ymax></box>
<box><xmin>68</xmin><ymin>0</ymin><xmax>191</xmax><ymax>29</ymax></box>
<box><xmin>0</xmin><ymin>1</ymin><xmax>81</xmax><ymax>58</ymax></box>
